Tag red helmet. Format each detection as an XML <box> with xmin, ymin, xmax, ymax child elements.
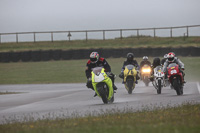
<box><xmin>167</xmin><ymin>52</ymin><xmax>175</xmax><ymax>62</ymax></box>
<box><xmin>90</xmin><ymin>52</ymin><xmax>99</xmax><ymax>63</ymax></box>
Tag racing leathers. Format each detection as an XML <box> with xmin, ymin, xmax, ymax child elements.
<box><xmin>119</xmin><ymin>60</ymin><xmax>140</xmax><ymax>82</ymax></box>
<box><xmin>163</xmin><ymin>57</ymin><xmax>185</xmax><ymax>81</ymax></box>
<box><xmin>140</xmin><ymin>60</ymin><xmax>151</xmax><ymax>68</ymax></box>
<box><xmin>85</xmin><ymin>57</ymin><xmax>117</xmax><ymax>90</ymax></box>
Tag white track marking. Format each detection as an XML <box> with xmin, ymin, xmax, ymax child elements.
<box><xmin>197</xmin><ymin>82</ymin><xmax>200</xmax><ymax>94</ymax></box>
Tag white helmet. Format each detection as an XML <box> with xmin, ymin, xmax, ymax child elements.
<box><xmin>143</xmin><ymin>56</ymin><xmax>148</xmax><ymax>60</ymax></box>
<box><xmin>164</xmin><ymin>54</ymin><xmax>168</xmax><ymax>59</ymax></box>
<box><xmin>167</xmin><ymin>52</ymin><xmax>175</xmax><ymax>63</ymax></box>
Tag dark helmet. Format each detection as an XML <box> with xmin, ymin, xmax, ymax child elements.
<box><xmin>127</xmin><ymin>53</ymin><xmax>134</xmax><ymax>61</ymax></box>
<box><xmin>90</xmin><ymin>52</ymin><xmax>99</xmax><ymax>63</ymax></box>
<box><xmin>153</xmin><ymin>57</ymin><xmax>161</xmax><ymax>67</ymax></box>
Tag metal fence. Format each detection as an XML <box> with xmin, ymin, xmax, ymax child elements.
<box><xmin>0</xmin><ymin>25</ymin><xmax>200</xmax><ymax>43</ymax></box>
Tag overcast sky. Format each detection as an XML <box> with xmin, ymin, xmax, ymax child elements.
<box><xmin>0</xmin><ymin>0</ymin><xmax>200</xmax><ymax>33</ymax></box>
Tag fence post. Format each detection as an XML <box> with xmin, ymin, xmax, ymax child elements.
<box><xmin>0</xmin><ymin>34</ymin><xmax>1</xmax><ymax>44</ymax></box>
<box><xmin>34</xmin><ymin>33</ymin><xmax>36</xmax><ymax>43</ymax></box>
<box><xmin>86</xmin><ymin>31</ymin><xmax>88</xmax><ymax>41</ymax></box>
<box><xmin>120</xmin><ymin>29</ymin><xmax>122</xmax><ymax>39</ymax></box>
<box><xmin>51</xmin><ymin>32</ymin><xmax>53</xmax><ymax>42</ymax></box>
<box><xmin>137</xmin><ymin>29</ymin><xmax>139</xmax><ymax>39</ymax></box>
<box><xmin>154</xmin><ymin>28</ymin><xmax>156</xmax><ymax>38</ymax></box>
<box><xmin>170</xmin><ymin>28</ymin><xmax>173</xmax><ymax>38</ymax></box>
<box><xmin>16</xmin><ymin>33</ymin><xmax>18</xmax><ymax>43</ymax></box>
<box><xmin>187</xmin><ymin>26</ymin><xmax>189</xmax><ymax>37</ymax></box>
<box><xmin>68</xmin><ymin>32</ymin><xmax>71</xmax><ymax>41</ymax></box>
<box><xmin>103</xmin><ymin>30</ymin><xmax>105</xmax><ymax>40</ymax></box>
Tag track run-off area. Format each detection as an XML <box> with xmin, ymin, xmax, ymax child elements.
<box><xmin>0</xmin><ymin>82</ymin><xmax>200</xmax><ymax>124</ymax></box>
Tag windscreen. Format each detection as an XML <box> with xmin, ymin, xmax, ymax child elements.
<box><xmin>126</xmin><ymin>65</ymin><xmax>134</xmax><ymax>70</ymax></box>
<box><xmin>92</xmin><ymin>67</ymin><xmax>103</xmax><ymax>75</ymax></box>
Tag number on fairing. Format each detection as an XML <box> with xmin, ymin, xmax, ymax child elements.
<box><xmin>171</xmin><ymin>70</ymin><xmax>177</xmax><ymax>74</ymax></box>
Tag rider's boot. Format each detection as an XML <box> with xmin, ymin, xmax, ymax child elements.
<box><xmin>94</xmin><ymin>92</ymin><xmax>97</xmax><ymax>97</ymax></box>
<box><xmin>113</xmin><ymin>84</ymin><xmax>118</xmax><ymax>90</ymax></box>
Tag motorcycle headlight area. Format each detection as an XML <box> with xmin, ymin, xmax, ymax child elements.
<box><xmin>94</xmin><ymin>73</ymin><xmax>105</xmax><ymax>82</ymax></box>
<box><xmin>142</xmin><ymin>68</ymin><xmax>151</xmax><ymax>73</ymax></box>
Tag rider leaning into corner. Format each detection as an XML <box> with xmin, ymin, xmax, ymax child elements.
<box><xmin>85</xmin><ymin>52</ymin><xmax>118</xmax><ymax>92</ymax></box>
<box><xmin>163</xmin><ymin>52</ymin><xmax>186</xmax><ymax>83</ymax></box>
<box><xmin>119</xmin><ymin>53</ymin><xmax>140</xmax><ymax>83</ymax></box>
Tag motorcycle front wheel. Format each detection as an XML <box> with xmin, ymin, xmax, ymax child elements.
<box><xmin>127</xmin><ymin>79</ymin><xmax>134</xmax><ymax>94</ymax></box>
<box><xmin>173</xmin><ymin>78</ymin><xmax>182</xmax><ymax>95</ymax></box>
<box><xmin>97</xmin><ymin>82</ymin><xmax>109</xmax><ymax>104</ymax></box>
<box><xmin>157</xmin><ymin>80</ymin><xmax>162</xmax><ymax>94</ymax></box>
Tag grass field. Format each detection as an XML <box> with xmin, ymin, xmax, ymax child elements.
<box><xmin>0</xmin><ymin>102</ymin><xmax>199</xmax><ymax>133</ymax></box>
<box><xmin>0</xmin><ymin>37</ymin><xmax>200</xmax><ymax>52</ymax></box>
<box><xmin>0</xmin><ymin>57</ymin><xmax>199</xmax><ymax>84</ymax></box>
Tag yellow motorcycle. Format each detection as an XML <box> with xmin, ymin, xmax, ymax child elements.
<box><xmin>91</xmin><ymin>67</ymin><xmax>114</xmax><ymax>104</ymax></box>
<box><xmin>123</xmin><ymin>65</ymin><xmax>137</xmax><ymax>94</ymax></box>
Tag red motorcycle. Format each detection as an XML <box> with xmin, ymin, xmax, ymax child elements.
<box><xmin>167</xmin><ymin>63</ymin><xmax>184</xmax><ymax>95</ymax></box>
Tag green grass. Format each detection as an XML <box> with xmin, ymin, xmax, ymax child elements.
<box><xmin>0</xmin><ymin>103</ymin><xmax>200</xmax><ymax>133</ymax></box>
<box><xmin>0</xmin><ymin>37</ymin><xmax>200</xmax><ymax>52</ymax></box>
<box><xmin>0</xmin><ymin>57</ymin><xmax>199</xmax><ymax>84</ymax></box>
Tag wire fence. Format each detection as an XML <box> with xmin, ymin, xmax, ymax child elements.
<box><xmin>0</xmin><ymin>25</ymin><xmax>200</xmax><ymax>43</ymax></box>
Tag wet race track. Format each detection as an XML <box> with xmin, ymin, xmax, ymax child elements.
<box><xmin>0</xmin><ymin>82</ymin><xmax>200</xmax><ymax>124</ymax></box>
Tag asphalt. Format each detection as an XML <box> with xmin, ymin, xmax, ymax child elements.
<box><xmin>0</xmin><ymin>82</ymin><xmax>200</xmax><ymax>124</ymax></box>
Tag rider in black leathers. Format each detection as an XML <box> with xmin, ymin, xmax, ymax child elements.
<box><xmin>150</xmin><ymin>57</ymin><xmax>161</xmax><ymax>81</ymax></box>
<box><xmin>119</xmin><ymin>53</ymin><xmax>140</xmax><ymax>83</ymax></box>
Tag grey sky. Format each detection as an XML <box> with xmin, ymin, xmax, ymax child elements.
<box><xmin>0</xmin><ymin>0</ymin><xmax>200</xmax><ymax>33</ymax></box>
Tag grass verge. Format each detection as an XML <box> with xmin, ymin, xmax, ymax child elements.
<box><xmin>0</xmin><ymin>102</ymin><xmax>199</xmax><ymax>133</ymax></box>
<box><xmin>0</xmin><ymin>37</ymin><xmax>200</xmax><ymax>52</ymax></box>
<box><xmin>0</xmin><ymin>57</ymin><xmax>199</xmax><ymax>84</ymax></box>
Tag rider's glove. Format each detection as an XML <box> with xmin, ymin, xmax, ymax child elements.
<box><xmin>86</xmin><ymin>78</ymin><xmax>92</xmax><ymax>89</ymax></box>
<box><xmin>119</xmin><ymin>72</ymin><xmax>124</xmax><ymax>78</ymax></box>
<box><xmin>87</xmin><ymin>78</ymin><xmax>91</xmax><ymax>82</ymax></box>
<box><xmin>106</xmin><ymin>72</ymin><xmax>111</xmax><ymax>76</ymax></box>
<box><xmin>181</xmin><ymin>68</ymin><xmax>185</xmax><ymax>71</ymax></box>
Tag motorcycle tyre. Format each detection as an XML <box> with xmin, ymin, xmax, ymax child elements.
<box><xmin>127</xmin><ymin>79</ymin><xmax>133</xmax><ymax>94</ymax></box>
<box><xmin>97</xmin><ymin>83</ymin><xmax>109</xmax><ymax>104</ymax></box>
<box><xmin>157</xmin><ymin>80</ymin><xmax>162</xmax><ymax>94</ymax></box>
<box><xmin>173</xmin><ymin>78</ymin><xmax>182</xmax><ymax>96</ymax></box>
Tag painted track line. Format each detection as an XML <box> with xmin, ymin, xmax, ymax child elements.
<box><xmin>197</xmin><ymin>82</ymin><xmax>200</xmax><ymax>94</ymax></box>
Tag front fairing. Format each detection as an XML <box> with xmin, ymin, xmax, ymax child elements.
<box><xmin>141</xmin><ymin>65</ymin><xmax>151</xmax><ymax>76</ymax></box>
<box><xmin>123</xmin><ymin>65</ymin><xmax>137</xmax><ymax>82</ymax></box>
<box><xmin>154</xmin><ymin>66</ymin><xmax>164</xmax><ymax>78</ymax></box>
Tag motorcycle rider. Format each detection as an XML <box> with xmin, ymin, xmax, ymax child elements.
<box><xmin>150</xmin><ymin>57</ymin><xmax>161</xmax><ymax>81</ymax></box>
<box><xmin>85</xmin><ymin>52</ymin><xmax>118</xmax><ymax>92</ymax></box>
<box><xmin>140</xmin><ymin>56</ymin><xmax>151</xmax><ymax>68</ymax></box>
<box><xmin>161</xmin><ymin>54</ymin><xmax>167</xmax><ymax>65</ymax></box>
<box><xmin>163</xmin><ymin>52</ymin><xmax>186</xmax><ymax>83</ymax></box>
<box><xmin>119</xmin><ymin>53</ymin><xmax>140</xmax><ymax>83</ymax></box>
